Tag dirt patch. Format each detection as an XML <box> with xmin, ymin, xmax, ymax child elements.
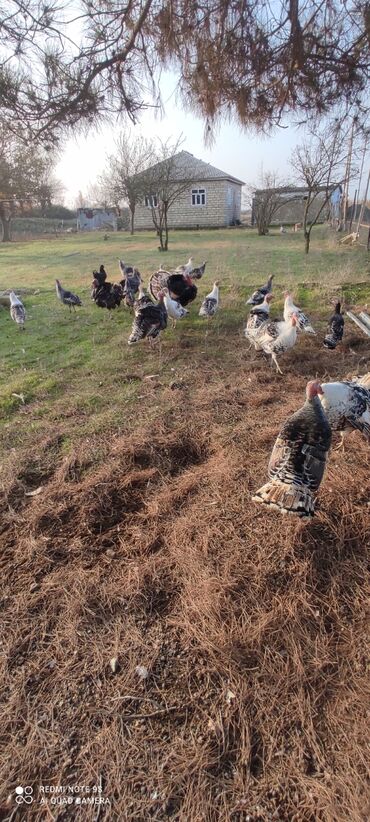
<box><xmin>0</xmin><ymin>328</ymin><xmax>369</xmax><ymax>821</ymax></box>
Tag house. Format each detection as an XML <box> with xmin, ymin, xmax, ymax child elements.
<box><xmin>77</xmin><ymin>207</ymin><xmax>118</xmax><ymax>232</ymax></box>
<box><xmin>251</xmin><ymin>185</ymin><xmax>342</xmax><ymax>226</ymax></box>
<box><xmin>134</xmin><ymin>151</ymin><xmax>245</xmax><ymax>230</ymax></box>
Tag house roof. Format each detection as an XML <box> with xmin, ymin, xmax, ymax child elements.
<box><xmin>254</xmin><ymin>184</ymin><xmax>341</xmax><ymax>196</ymax></box>
<box><xmin>143</xmin><ymin>151</ymin><xmax>245</xmax><ymax>186</ymax></box>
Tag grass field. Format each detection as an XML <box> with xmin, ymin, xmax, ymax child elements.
<box><xmin>0</xmin><ymin>226</ymin><xmax>369</xmax><ymax>820</ymax></box>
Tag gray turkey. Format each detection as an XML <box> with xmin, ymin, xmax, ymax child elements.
<box><xmin>253</xmin><ymin>380</ymin><xmax>332</xmax><ymax>518</ymax></box>
<box><xmin>118</xmin><ymin>260</ymin><xmax>141</xmax><ymax>307</ymax></box>
<box><xmin>128</xmin><ymin>291</ymin><xmax>167</xmax><ymax>345</ymax></box>
<box><xmin>55</xmin><ymin>279</ymin><xmax>82</xmax><ymax>312</ymax></box>
<box><xmin>190</xmin><ymin>260</ymin><xmax>207</xmax><ymax>279</ymax></box>
<box><xmin>246</xmin><ymin>274</ymin><xmax>274</xmax><ymax>306</ymax></box>
<box><xmin>323</xmin><ymin>302</ymin><xmax>344</xmax><ymax>349</ymax></box>
<box><xmin>9</xmin><ymin>291</ymin><xmax>26</xmax><ymax>329</ymax></box>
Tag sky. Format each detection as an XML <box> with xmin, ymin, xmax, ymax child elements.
<box><xmin>56</xmin><ymin>70</ymin><xmax>302</xmax><ymax>207</ymax></box>
<box><xmin>56</xmin><ymin>69</ymin><xmax>369</xmax><ymax>208</ymax></box>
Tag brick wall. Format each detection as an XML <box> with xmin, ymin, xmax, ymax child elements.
<box><xmin>134</xmin><ymin>180</ymin><xmax>242</xmax><ymax>229</ymax></box>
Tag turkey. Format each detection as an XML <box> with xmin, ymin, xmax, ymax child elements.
<box><xmin>118</xmin><ymin>260</ymin><xmax>141</xmax><ymax>306</ymax></box>
<box><xmin>253</xmin><ymin>380</ymin><xmax>332</xmax><ymax>518</ymax></box>
<box><xmin>128</xmin><ymin>291</ymin><xmax>167</xmax><ymax>345</ymax></box>
<box><xmin>283</xmin><ymin>291</ymin><xmax>315</xmax><ymax>334</ymax></box>
<box><xmin>134</xmin><ymin>283</ymin><xmax>153</xmax><ymax>311</ymax></box>
<box><xmin>9</xmin><ymin>291</ymin><xmax>26</xmax><ymax>329</ymax></box>
<box><xmin>323</xmin><ymin>302</ymin><xmax>344</xmax><ymax>349</ymax></box>
<box><xmin>55</xmin><ymin>279</ymin><xmax>82</xmax><ymax>312</ymax></box>
<box><xmin>190</xmin><ymin>260</ymin><xmax>207</xmax><ymax>279</ymax></box>
<box><xmin>245</xmin><ymin>293</ymin><xmax>273</xmax><ymax>347</ymax></box>
<box><xmin>279</xmin><ymin>225</ymin><xmax>286</xmax><ymax>234</ymax></box>
<box><xmin>318</xmin><ymin>375</ymin><xmax>370</xmax><ymax>448</ymax></box>
<box><xmin>91</xmin><ymin>268</ymin><xmax>123</xmax><ymax>311</ymax></box>
<box><xmin>246</xmin><ymin>274</ymin><xmax>274</xmax><ymax>306</ymax></box>
<box><xmin>199</xmin><ymin>282</ymin><xmax>220</xmax><ymax>317</ymax></box>
<box><xmin>149</xmin><ymin>269</ymin><xmax>198</xmax><ymax>307</ymax></box>
<box><xmin>175</xmin><ymin>257</ymin><xmax>193</xmax><ymax>276</ymax></box>
<box><xmin>163</xmin><ymin>289</ymin><xmax>189</xmax><ymax>328</ymax></box>
<box><xmin>253</xmin><ymin>314</ymin><xmax>298</xmax><ymax>373</ymax></box>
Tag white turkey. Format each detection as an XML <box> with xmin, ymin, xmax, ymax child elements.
<box><xmin>246</xmin><ymin>274</ymin><xmax>274</xmax><ymax>306</ymax></box>
<box><xmin>163</xmin><ymin>289</ymin><xmax>189</xmax><ymax>328</ymax></box>
<box><xmin>283</xmin><ymin>291</ymin><xmax>315</xmax><ymax>334</ymax></box>
<box><xmin>253</xmin><ymin>380</ymin><xmax>332</xmax><ymax>518</ymax></box>
<box><xmin>245</xmin><ymin>294</ymin><xmax>273</xmax><ymax>347</ymax></box>
<box><xmin>199</xmin><ymin>282</ymin><xmax>219</xmax><ymax>317</ymax></box>
<box><xmin>128</xmin><ymin>291</ymin><xmax>167</xmax><ymax>345</ymax></box>
<box><xmin>9</xmin><ymin>291</ymin><xmax>26</xmax><ymax>329</ymax></box>
<box><xmin>323</xmin><ymin>301</ymin><xmax>344</xmax><ymax>349</ymax></box>
<box><xmin>318</xmin><ymin>374</ymin><xmax>370</xmax><ymax>448</ymax></box>
<box><xmin>253</xmin><ymin>314</ymin><xmax>298</xmax><ymax>373</ymax></box>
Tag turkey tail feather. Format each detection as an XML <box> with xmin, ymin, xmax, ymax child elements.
<box><xmin>252</xmin><ymin>480</ymin><xmax>315</xmax><ymax>518</ymax></box>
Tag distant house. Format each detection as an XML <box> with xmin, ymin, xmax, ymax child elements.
<box><xmin>77</xmin><ymin>207</ymin><xmax>118</xmax><ymax>232</ymax></box>
<box><xmin>134</xmin><ymin>151</ymin><xmax>245</xmax><ymax>230</ymax></box>
<box><xmin>252</xmin><ymin>185</ymin><xmax>342</xmax><ymax>226</ymax></box>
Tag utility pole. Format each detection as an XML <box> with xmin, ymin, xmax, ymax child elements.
<box><xmin>341</xmin><ymin>117</ymin><xmax>356</xmax><ymax>231</ymax></box>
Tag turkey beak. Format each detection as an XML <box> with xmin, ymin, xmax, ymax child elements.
<box><xmin>317</xmin><ymin>385</ymin><xmax>324</xmax><ymax>395</ymax></box>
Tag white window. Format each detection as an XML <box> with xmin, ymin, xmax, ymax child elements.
<box><xmin>191</xmin><ymin>188</ymin><xmax>206</xmax><ymax>206</ymax></box>
<box><xmin>145</xmin><ymin>194</ymin><xmax>158</xmax><ymax>208</ymax></box>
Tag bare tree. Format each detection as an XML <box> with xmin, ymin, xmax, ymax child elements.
<box><xmin>1</xmin><ymin>2</ymin><xmax>369</xmax><ymax>144</ymax></box>
<box><xmin>100</xmin><ymin>133</ymin><xmax>156</xmax><ymax>234</ymax></box>
<box><xmin>291</xmin><ymin>124</ymin><xmax>347</xmax><ymax>253</ymax></box>
<box><xmin>249</xmin><ymin>171</ymin><xmax>292</xmax><ymax>235</ymax></box>
<box><xmin>140</xmin><ymin>139</ymin><xmax>196</xmax><ymax>251</ymax></box>
<box><xmin>0</xmin><ymin>129</ymin><xmax>59</xmax><ymax>240</ymax></box>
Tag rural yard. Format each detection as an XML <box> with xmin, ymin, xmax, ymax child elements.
<box><xmin>0</xmin><ymin>226</ymin><xmax>369</xmax><ymax>821</ymax></box>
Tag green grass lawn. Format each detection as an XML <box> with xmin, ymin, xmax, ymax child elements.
<box><xmin>0</xmin><ymin>225</ymin><xmax>369</xmax><ymax>474</ymax></box>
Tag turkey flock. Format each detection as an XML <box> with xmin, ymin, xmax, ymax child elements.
<box><xmin>6</xmin><ymin>257</ymin><xmax>370</xmax><ymax>522</ymax></box>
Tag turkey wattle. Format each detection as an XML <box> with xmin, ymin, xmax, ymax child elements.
<box><xmin>283</xmin><ymin>292</ymin><xmax>316</xmax><ymax>334</ymax></box>
<box><xmin>253</xmin><ymin>380</ymin><xmax>332</xmax><ymax>518</ymax></box>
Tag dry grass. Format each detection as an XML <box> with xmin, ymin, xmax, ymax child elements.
<box><xmin>1</xmin><ymin>314</ymin><xmax>369</xmax><ymax>821</ymax></box>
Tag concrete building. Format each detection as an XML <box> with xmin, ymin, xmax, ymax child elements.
<box><xmin>77</xmin><ymin>208</ymin><xmax>118</xmax><ymax>232</ymax></box>
<box><xmin>252</xmin><ymin>185</ymin><xmax>342</xmax><ymax>226</ymax></box>
<box><xmin>134</xmin><ymin>151</ymin><xmax>245</xmax><ymax>230</ymax></box>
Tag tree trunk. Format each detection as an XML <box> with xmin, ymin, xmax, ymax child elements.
<box><xmin>0</xmin><ymin>210</ymin><xmax>12</xmax><ymax>242</ymax></box>
<box><xmin>130</xmin><ymin>204</ymin><xmax>135</xmax><ymax>235</ymax></box>
<box><xmin>304</xmin><ymin>230</ymin><xmax>310</xmax><ymax>254</ymax></box>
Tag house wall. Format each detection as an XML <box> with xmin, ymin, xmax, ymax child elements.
<box><xmin>252</xmin><ymin>193</ymin><xmax>330</xmax><ymax>226</ymax></box>
<box><xmin>134</xmin><ymin>180</ymin><xmax>242</xmax><ymax>229</ymax></box>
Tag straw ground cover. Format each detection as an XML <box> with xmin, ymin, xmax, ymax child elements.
<box><xmin>0</xmin><ymin>226</ymin><xmax>369</xmax><ymax>820</ymax></box>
